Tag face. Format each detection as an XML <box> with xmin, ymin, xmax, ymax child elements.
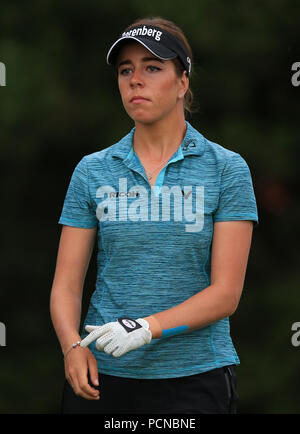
<box><xmin>116</xmin><ymin>42</ymin><xmax>188</xmax><ymax>125</ymax></box>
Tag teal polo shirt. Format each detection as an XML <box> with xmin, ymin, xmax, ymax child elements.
<box><xmin>58</xmin><ymin>121</ymin><xmax>258</xmax><ymax>379</ymax></box>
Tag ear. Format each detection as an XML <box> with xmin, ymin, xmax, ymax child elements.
<box><xmin>178</xmin><ymin>71</ymin><xmax>189</xmax><ymax>100</ymax></box>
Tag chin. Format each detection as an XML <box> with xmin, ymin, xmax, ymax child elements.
<box><xmin>128</xmin><ymin>113</ymin><xmax>157</xmax><ymax>125</ymax></box>
<box><xmin>132</xmin><ymin>117</ymin><xmax>157</xmax><ymax>125</ymax></box>
<box><xmin>128</xmin><ymin>109</ymin><xmax>167</xmax><ymax>126</ymax></box>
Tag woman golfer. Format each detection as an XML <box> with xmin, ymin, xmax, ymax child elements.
<box><xmin>50</xmin><ymin>17</ymin><xmax>258</xmax><ymax>414</ymax></box>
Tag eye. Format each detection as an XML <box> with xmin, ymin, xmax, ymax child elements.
<box><xmin>147</xmin><ymin>65</ymin><xmax>161</xmax><ymax>72</ymax></box>
<box><xmin>119</xmin><ymin>68</ymin><xmax>132</xmax><ymax>76</ymax></box>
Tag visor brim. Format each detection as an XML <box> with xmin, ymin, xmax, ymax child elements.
<box><xmin>106</xmin><ymin>36</ymin><xmax>177</xmax><ymax>66</ymax></box>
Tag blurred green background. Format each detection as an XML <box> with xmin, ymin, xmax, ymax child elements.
<box><xmin>0</xmin><ymin>0</ymin><xmax>299</xmax><ymax>414</ymax></box>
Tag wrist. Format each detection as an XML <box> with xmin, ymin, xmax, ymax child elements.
<box><xmin>143</xmin><ymin>315</ymin><xmax>162</xmax><ymax>339</ymax></box>
<box><xmin>61</xmin><ymin>333</ymin><xmax>82</xmax><ymax>356</ymax></box>
<box><xmin>63</xmin><ymin>340</ymin><xmax>82</xmax><ymax>359</ymax></box>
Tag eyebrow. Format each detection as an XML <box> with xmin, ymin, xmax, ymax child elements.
<box><xmin>118</xmin><ymin>56</ymin><xmax>165</xmax><ymax>68</ymax></box>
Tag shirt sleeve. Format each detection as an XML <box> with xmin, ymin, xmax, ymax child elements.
<box><xmin>58</xmin><ymin>156</ymin><xmax>98</xmax><ymax>228</ymax></box>
<box><xmin>213</xmin><ymin>153</ymin><xmax>259</xmax><ymax>226</ymax></box>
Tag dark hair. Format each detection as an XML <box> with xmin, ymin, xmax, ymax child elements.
<box><xmin>123</xmin><ymin>17</ymin><xmax>196</xmax><ymax>117</ymax></box>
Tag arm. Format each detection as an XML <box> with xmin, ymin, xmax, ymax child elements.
<box><xmin>144</xmin><ymin>220</ymin><xmax>254</xmax><ymax>338</ymax></box>
<box><xmin>80</xmin><ymin>220</ymin><xmax>254</xmax><ymax>356</ymax></box>
<box><xmin>50</xmin><ymin>225</ymin><xmax>100</xmax><ymax>400</ymax></box>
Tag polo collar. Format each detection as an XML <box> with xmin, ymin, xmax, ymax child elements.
<box><xmin>111</xmin><ymin>121</ymin><xmax>206</xmax><ymax>161</ymax></box>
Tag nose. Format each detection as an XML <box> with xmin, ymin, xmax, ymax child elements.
<box><xmin>130</xmin><ymin>67</ymin><xmax>144</xmax><ymax>87</ymax></box>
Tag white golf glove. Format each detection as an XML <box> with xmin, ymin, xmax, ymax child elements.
<box><xmin>80</xmin><ymin>317</ymin><xmax>152</xmax><ymax>358</ymax></box>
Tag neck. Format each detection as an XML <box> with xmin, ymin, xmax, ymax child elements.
<box><xmin>133</xmin><ymin>112</ymin><xmax>187</xmax><ymax>162</ymax></box>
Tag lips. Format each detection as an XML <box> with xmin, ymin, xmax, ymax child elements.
<box><xmin>130</xmin><ymin>96</ymin><xmax>150</xmax><ymax>103</ymax></box>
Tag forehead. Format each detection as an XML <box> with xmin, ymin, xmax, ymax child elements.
<box><xmin>116</xmin><ymin>41</ymin><xmax>161</xmax><ymax>64</ymax></box>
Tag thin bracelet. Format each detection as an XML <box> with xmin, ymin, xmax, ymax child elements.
<box><xmin>63</xmin><ymin>341</ymin><xmax>82</xmax><ymax>359</ymax></box>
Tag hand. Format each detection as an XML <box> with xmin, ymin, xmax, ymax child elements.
<box><xmin>80</xmin><ymin>317</ymin><xmax>152</xmax><ymax>357</ymax></box>
<box><xmin>64</xmin><ymin>346</ymin><xmax>100</xmax><ymax>400</ymax></box>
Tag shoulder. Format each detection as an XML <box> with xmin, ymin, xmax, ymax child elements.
<box><xmin>81</xmin><ymin>144</ymin><xmax>120</xmax><ymax>165</ymax></box>
<box><xmin>188</xmin><ymin>123</ymin><xmax>249</xmax><ymax>171</ymax></box>
<box><xmin>204</xmin><ymin>136</ymin><xmax>245</xmax><ymax>168</ymax></box>
<box><xmin>79</xmin><ymin>128</ymin><xmax>134</xmax><ymax>169</ymax></box>
<box><xmin>205</xmin><ymin>139</ymin><xmax>250</xmax><ymax>176</ymax></box>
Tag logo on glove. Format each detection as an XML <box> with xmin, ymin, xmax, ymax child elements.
<box><xmin>118</xmin><ymin>317</ymin><xmax>142</xmax><ymax>333</ymax></box>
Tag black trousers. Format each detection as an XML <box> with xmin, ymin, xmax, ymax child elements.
<box><xmin>61</xmin><ymin>365</ymin><xmax>238</xmax><ymax>414</ymax></box>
